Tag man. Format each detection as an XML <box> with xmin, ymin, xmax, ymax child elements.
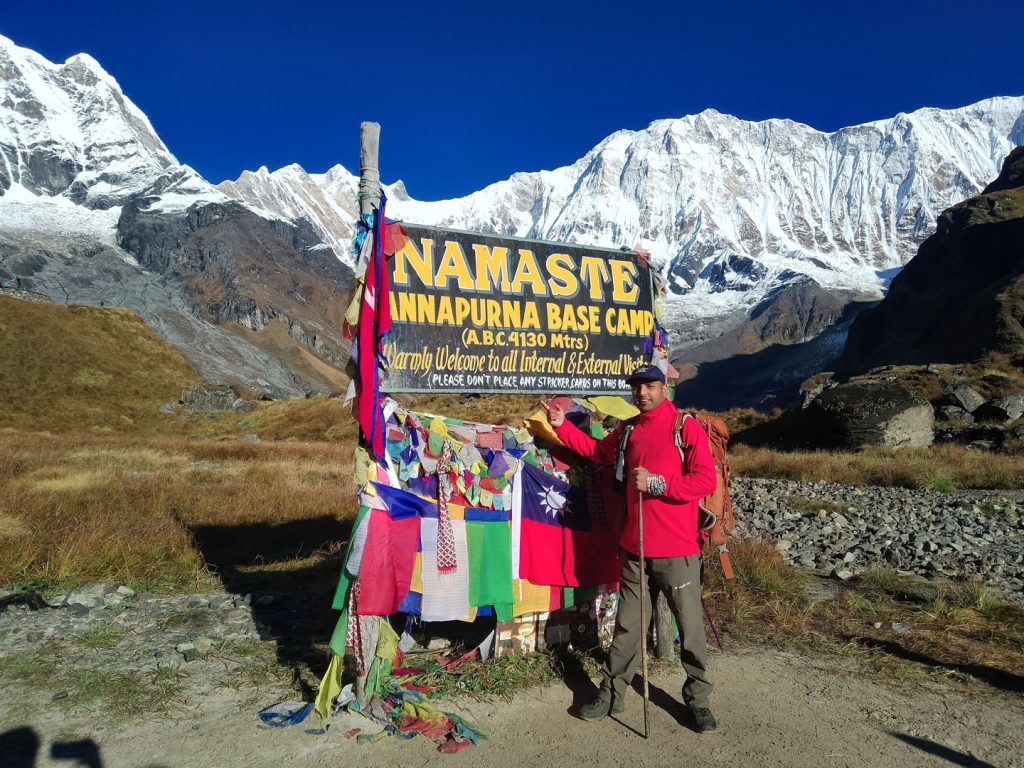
<box><xmin>541</xmin><ymin>364</ymin><xmax>718</xmax><ymax>732</ymax></box>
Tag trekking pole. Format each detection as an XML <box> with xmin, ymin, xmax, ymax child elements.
<box><xmin>637</xmin><ymin>490</ymin><xmax>650</xmax><ymax>740</ymax></box>
<box><xmin>701</xmin><ymin>596</ymin><xmax>723</xmax><ymax>651</ymax></box>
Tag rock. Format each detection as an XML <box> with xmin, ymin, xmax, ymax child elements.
<box><xmin>154</xmin><ymin>650</ymin><xmax>182</xmax><ymax>666</ymax></box>
<box><xmin>936</xmin><ymin>405</ymin><xmax>974</xmax><ymax>424</ymax></box>
<box><xmin>802</xmin><ymin>379</ymin><xmax>934</xmax><ymax>448</ymax></box>
<box><xmin>115</xmin><ymin>586</ymin><xmax>136</xmax><ymax>598</ymax></box>
<box><xmin>65</xmin><ymin>594</ymin><xmax>102</xmax><ymax>609</ymax></box>
<box><xmin>891</xmin><ymin>622</ymin><xmax>912</xmax><ymax>634</ymax></box>
<box><xmin>975</xmin><ymin>396</ymin><xmax>1024</xmax><ymax>424</ymax></box>
<box><xmin>159</xmin><ymin>402</ymin><xmax>177</xmax><ymax>414</ymax></box>
<box><xmin>181</xmin><ymin>384</ymin><xmax>243</xmax><ymax>413</ymax></box>
<box><xmin>800</xmin><ymin>372</ymin><xmax>835</xmax><ymax>409</ymax></box>
<box><xmin>935</xmin><ymin>424</ymin><xmax>1006</xmax><ymax>448</ymax></box>
<box><xmin>940</xmin><ymin>384</ymin><xmax>986</xmax><ymax>414</ymax></box>
<box><xmin>835</xmin><ymin>569</ymin><xmax>855</xmax><ymax>581</ymax></box>
<box><xmin>231</xmin><ymin>398</ymin><xmax>251</xmax><ymax>413</ymax></box>
<box><xmin>240</xmin><ymin>434</ymin><xmax>261</xmax><ymax>443</ymax></box>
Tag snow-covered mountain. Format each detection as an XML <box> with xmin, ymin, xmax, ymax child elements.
<box><xmin>0</xmin><ymin>34</ymin><xmax>225</xmax><ymax>209</ymax></box>
<box><xmin>0</xmin><ymin>35</ymin><xmax>343</xmax><ymax>396</ymax></box>
<box><xmin>218</xmin><ymin>98</ymin><xmax>1024</xmax><ymax>347</ymax></box>
<box><xmin>2</xmin><ymin>32</ymin><xmax>1023</xmax><ymax>401</ymax></box>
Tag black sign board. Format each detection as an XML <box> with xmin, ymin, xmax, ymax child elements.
<box><xmin>382</xmin><ymin>224</ymin><xmax>655</xmax><ymax>394</ymax></box>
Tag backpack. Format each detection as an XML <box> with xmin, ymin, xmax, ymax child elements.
<box><xmin>674</xmin><ymin>412</ymin><xmax>736</xmax><ymax>580</ymax></box>
<box><xmin>614</xmin><ymin>410</ymin><xmax>736</xmax><ymax>580</ymax></box>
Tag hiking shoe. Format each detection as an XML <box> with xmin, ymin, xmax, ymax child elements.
<box><xmin>689</xmin><ymin>706</ymin><xmax>717</xmax><ymax>733</ymax></box>
<box><xmin>578</xmin><ymin>692</ymin><xmax>625</xmax><ymax>721</ymax></box>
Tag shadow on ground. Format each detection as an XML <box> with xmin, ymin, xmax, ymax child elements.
<box><xmin>889</xmin><ymin>732</ymin><xmax>996</xmax><ymax>768</ymax></box>
<box><xmin>184</xmin><ymin>514</ymin><xmax>350</xmax><ymax>699</ymax></box>
<box><xmin>848</xmin><ymin>635</ymin><xmax>1024</xmax><ymax>693</ymax></box>
<box><xmin>0</xmin><ymin>727</ymin><xmax>138</xmax><ymax>768</ymax></box>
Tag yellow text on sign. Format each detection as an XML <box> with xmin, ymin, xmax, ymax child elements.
<box><xmin>391</xmin><ymin>238</ymin><xmax>642</xmax><ymax>305</ymax></box>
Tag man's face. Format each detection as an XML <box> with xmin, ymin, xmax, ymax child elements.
<box><xmin>631</xmin><ymin>380</ymin><xmax>667</xmax><ymax>412</ymax></box>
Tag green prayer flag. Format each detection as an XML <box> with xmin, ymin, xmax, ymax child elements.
<box><xmin>466</xmin><ymin>518</ymin><xmax>514</xmax><ymax>620</ymax></box>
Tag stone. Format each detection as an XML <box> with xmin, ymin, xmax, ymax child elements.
<box><xmin>65</xmin><ymin>594</ymin><xmax>101</xmax><ymax>609</ymax></box>
<box><xmin>240</xmin><ymin>433</ymin><xmax>261</xmax><ymax>442</ymax></box>
<box><xmin>154</xmin><ymin>650</ymin><xmax>181</xmax><ymax>666</ymax></box>
<box><xmin>115</xmin><ymin>586</ymin><xmax>136</xmax><ymax>598</ymax></box>
<box><xmin>231</xmin><ymin>398</ymin><xmax>251</xmax><ymax>413</ymax></box>
<box><xmin>891</xmin><ymin>622</ymin><xmax>912</xmax><ymax>634</ymax></box>
<box><xmin>801</xmin><ymin>380</ymin><xmax>934</xmax><ymax>449</ymax></box>
<box><xmin>940</xmin><ymin>383</ymin><xmax>986</xmax><ymax>414</ymax></box>
<box><xmin>181</xmin><ymin>384</ymin><xmax>243</xmax><ymax>413</ymax></box>
<box><xmin>975</xmin><ymin>396</ymin><xmax>1024</xmax><ymax>424</ymax></box>
<box><xmin>936</xmin><ymin>405</ymin><xmax>974</xmax><ymax>424</ymax></box>
<box><xmin>935</xmin><ymin>425</ymin><xmax>1006</xmax><ymax>448</ymax></box>
<box><xmin>158</xmin><ymin>402</ymin><xmax>177</xmax><ymax>414</ymax></box>
<box><xmin>835</xmin><ymin>569</ymin><xmax>855</xmax><ymax>581</ymax></box>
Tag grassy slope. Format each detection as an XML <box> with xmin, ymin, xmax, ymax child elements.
<box><xmin>0</xmin><ymin>297</ymin><xmax>200</xmax><ymax>434</ymax></box>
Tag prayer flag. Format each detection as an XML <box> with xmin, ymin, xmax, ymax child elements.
<box><xmin>354</xmin><ymin>194</ymin><xmax>392</xmax><ymax>461</ymax></box>
<box><xmin>353</xmin><ymin>497</ymin><xmax>422</xmax><ymax>616</ymax></box>
<box><xmin>516</xmin><ymin>463</ymin><xmax>619</xmax><ymax>587</ymax></box>
<box><xmin>465</xmin><ymin>508</ymin><xmax>513</xmax><ymax>620</ymax></box>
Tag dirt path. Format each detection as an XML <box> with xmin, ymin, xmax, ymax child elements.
<box><xmin>2</xmin><ymin>646</ymin><xmax>1021</xmax><ymax>768</ymax></box>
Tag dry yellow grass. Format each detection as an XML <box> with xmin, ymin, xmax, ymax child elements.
<box><xmin>0</xmin><ymin>431</ymin><xmax>361</xmax><ymax>593</ymax></box>
<box><xmin>732</xmin><ymin>443</ymin><xmax>1024</xmax><ymax>490</ymax></box>
<box><xmin>704</xmin><ymin>539</ymin><xmax>1024</xmax><ymax>685</ymax></box>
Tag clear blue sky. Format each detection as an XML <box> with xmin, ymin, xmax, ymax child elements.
<box><xmin>4</xmin><ymin>0</ymin><xmax>1022</xmax><ymax>200</ymax></box>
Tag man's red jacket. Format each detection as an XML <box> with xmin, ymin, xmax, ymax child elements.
<box><xmin>554</xmin><ymin>398</ymin><xmax>717</xmax><ymax>558</ymax></box>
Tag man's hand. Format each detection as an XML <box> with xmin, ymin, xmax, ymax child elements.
<box><xmin>632</xmin><ymin>466</ymin><xmax>651</xmax><ymax>492</ymax></box>
<box><xmin>540</xmin><ymin>399</ymin><xmax>565</xmax><ymax>428</ymax></box>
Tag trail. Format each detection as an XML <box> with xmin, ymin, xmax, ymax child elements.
<box><xmin>3</xmin><ymin>646</ymin><xmax>1021</xmax><ymax>768</ymax></box>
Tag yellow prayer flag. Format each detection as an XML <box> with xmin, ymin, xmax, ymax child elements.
<box><xmin>313</xmin><ymin>653</ymin><xmax>343</xmax><ymax>725</ymax></box>
<box><xmin>513</xmin><ymin>578</ymin><xmax>552</xmax><ymax>616</ymax></box>
<box><xmin>524</xmin><ymin>411</ymin><xmax>564</xmax><ymax>446</ymax></box>
<box><xmin>585</xmin><ymin>395</ymin><xmax>639</xmax><ymax>421</ymax></box>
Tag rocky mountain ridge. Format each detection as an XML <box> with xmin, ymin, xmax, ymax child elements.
<box><xmin>842</xmin><ymin>147</ymin><xmax>1024</xmax><ymax>372</ymax></box>
<box><xmin>2</xmin><ymin>33</ymin><xmax>1022</xmax><ymax>398</ymax></box>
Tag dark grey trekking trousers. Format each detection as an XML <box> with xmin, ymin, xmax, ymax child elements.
<box><xmin>603</xmin><ymin>552</ymin><xmax>712</xmax><ymax>708</ymax></box>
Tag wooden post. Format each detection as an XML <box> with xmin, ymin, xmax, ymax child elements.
<box><xmin>654</xmin><ymin>591</ymin><xmax>675</xmax><ymax>659</ymax></box>
<box><xmin>358</xmin><ymin>121</ymin><xmax>382</xmax><ymax>216</ymax></box>
<box><xmin>354</xmin><ymin>120</ymin><xmax>381</xmax><ymax>707</ymax></box>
